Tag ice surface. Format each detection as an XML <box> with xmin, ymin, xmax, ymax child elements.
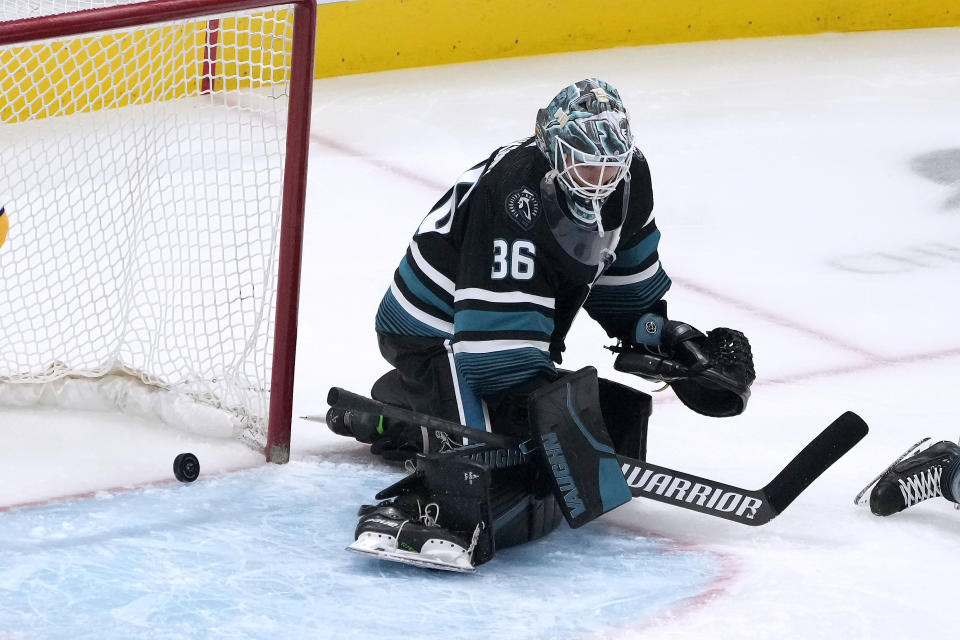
<box><xmin>1</xmin><ymin>26</ymin><xmax>959</xmax><ymax>639</ymax></box>
<box><xmin>0</xmin><ymin>460</ymin><xmax>721</xmax><ymax>640</ymax></box>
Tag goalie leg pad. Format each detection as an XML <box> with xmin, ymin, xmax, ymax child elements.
<box><xmin>528</xmin><ymin>367</ymin><xmax>633</xmax><ymax>528</ymax></box>
<box><xmin>598</xmin><ymin>376</ymin><xmax>651</xmax><ymax>460</ymax></box>
<box><xmin>488</xmin><ymin>480</ymin><xmax>564</xmax><ymax>550</ymax></box>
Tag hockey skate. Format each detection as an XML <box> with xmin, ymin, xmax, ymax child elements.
<box><xmin>856</xmin><ymin>439</ymin><xmax>960</xmax><ymax>516</ymax></box>
<box><xmin>347</xmin><ymin>498</ymin><xmax>480</xmax><ymax>572</ymax></box>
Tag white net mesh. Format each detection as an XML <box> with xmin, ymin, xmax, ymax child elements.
<box><xmin>0</xmin><ymin>1</ymin><xmax>145</xmax><ymax>21</ymax></box>
<box><xmin>0</xmin><ymin>2</ymin><xmax>298</xmax><ymax>448</ymax></box>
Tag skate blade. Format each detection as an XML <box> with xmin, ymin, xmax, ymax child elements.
<box><xmin>346</xmin><ymin>545</ymin><xmax>475</xmax><ymax>573</ymax></box>
<box><xmin>853</xmin><ymin>437</ymin><xmax>931</xmax><ymax>506</ymax></box>
<box><xmin>347</xmin><ymin>531</ymin><xmax>398</xmax><ymax>555</ymax></box>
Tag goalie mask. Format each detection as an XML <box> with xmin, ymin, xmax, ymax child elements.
<box><xmin>535</xmin><ymin>79</ymin><xmax>634</xmax><ymax>229</ymax></box>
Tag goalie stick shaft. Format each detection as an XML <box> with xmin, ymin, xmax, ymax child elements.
<box><xmin>324</xmin><ymin>387</ymin><xmax>868</xmax><ymax>526</ymax></box>
<box><xmin>326</xmin><ymin>387</ymin><xmax>518</xmax><ymax>450</ymax></box>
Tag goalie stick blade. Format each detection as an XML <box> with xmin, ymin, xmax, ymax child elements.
<box><xmin>762</xmin><ymin>411</ymin><xmax>869</xmax><ymax>515</ymax></box>
<box><xmin>619</xmin><ymin>411</ymin><xmax>869</xmax><ymax>526</ymax></box>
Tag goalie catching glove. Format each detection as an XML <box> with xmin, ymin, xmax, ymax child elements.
<box><xmin>611</xmin><ymin>314</ymin><xmax>756</xmax><ymax>418</ymax></box>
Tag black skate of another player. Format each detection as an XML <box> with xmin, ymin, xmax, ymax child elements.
<box><xmin>857</xmin><ymin>439</ymin><xmax>960</xmax><ymax>516</ymax></box>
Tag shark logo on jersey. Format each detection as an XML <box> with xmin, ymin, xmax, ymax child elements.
<box><xmin>505</xmin><ymin>187</ymin><xmax>541</xmax><ymax>231</ymax></box>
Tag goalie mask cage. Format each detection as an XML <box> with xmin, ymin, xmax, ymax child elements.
<box><xmin>0</xmin><ymin>0</ymin><xmax>317</xmax><ymax>463</ymax></box>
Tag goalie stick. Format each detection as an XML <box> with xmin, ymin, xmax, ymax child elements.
<box><xmin>323</xmin><ymin>387</ymin><xmax>518</xmax><ymax>449</ymax></box>
<box><xmin>321</xmin><ymin>387</ymin><xmax>868</xmax><ymax>526</ymax></box>
<box><xmin>619</xmin><ymin>411</ymin><xmax>867</xmax><ymax>526</ymax></box>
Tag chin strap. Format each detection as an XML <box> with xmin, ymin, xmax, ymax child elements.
<box><xmin>593</xmin><ymin>200</ymin><xmax>605</xmax><ymax>238</ymax></box>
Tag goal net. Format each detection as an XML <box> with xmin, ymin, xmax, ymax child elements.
<box><xmin>0</xmin><ymin>0</ymin><xmax>316</xmax><ymax>462</ymax></box>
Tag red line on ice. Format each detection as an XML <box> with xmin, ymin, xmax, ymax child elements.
<box><xmin>309</xmin><ymin>131</ymin><xmax>448</xmax><ymax>192</ymax></box>
<box><xmin>589</xmin><ymin>521</ymin><xmax>741</xmax><ymax>638</ymax></box>
<box><xmin>761</xmin><ymin>346</ymin><xmax>960</xmax><ymax>385</ymax></box>
<box><xmin>0</xmin><ymin>463</ymin><xmax>259</xmax><ymax>513</ymax></box>
<box><xmin>671</xmin><ymin>276</ymin><xmax>881</xmax><ymax>360</ymax></box>
<box><xmin>647</xmin><ymin>345</ymin><xmax>960</xmax><ymax>406</ymax></box>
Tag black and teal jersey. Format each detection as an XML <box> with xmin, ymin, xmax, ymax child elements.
<box><xmin>375</xmin><ymin>137</ymin><xmax>671</xmax><ymax>403</ymax></box>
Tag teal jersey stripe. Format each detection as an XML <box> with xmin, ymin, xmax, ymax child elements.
<box><xmin>455</xmin><ymin>347</ymin><xmax>554</xmax><ymax>397</ymax></box>
<box><xmin>586</xmin><ymin>268</ymin><xmax>672</xmax><ymax>317</ymax></box>
<box><xmin>455</xmin><ymin>309</ymin><xmax>554</xmax><ymax>336</ymax></box>
<box><xmin>375</xmin><ymin>288</ymin><xmax>453</xmax><ymax>338</ymax></box>
<box><xmin>613</xmin><ymin>229</ymin><xmax>661</xmax><ymax>269</ymax></box>
<box><xmin>397</xmin><ymin>257</ymin><xmax>454</xmax><ymax>316</ymax></box>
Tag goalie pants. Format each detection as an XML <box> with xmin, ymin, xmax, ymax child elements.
<box><xmin>372</xmin><ymin>332</ymin><xmax>563</xmax><ymax>550</ymax></box>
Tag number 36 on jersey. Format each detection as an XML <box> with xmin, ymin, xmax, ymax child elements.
<box><xmin>491</xmin><ymin>239</ymin><xmax>535</xmax><ymax>280</ymax></box>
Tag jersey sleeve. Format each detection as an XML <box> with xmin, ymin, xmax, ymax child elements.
<box><xmin>450</xmin><ymin>182</ymin><xmax>557</xmax><ymax>400</ymax></box>
<box><xmin>584</xmin><ymin>152</ymin><xmax>671</xmax><ymax>339</ymax></box>
<box><xmin>374</xmin><ymin>157</ymin><xmax>490</xmax><ymax>338</ymax></box>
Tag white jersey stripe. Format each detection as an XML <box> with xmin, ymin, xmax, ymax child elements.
<box><xmin>459</xmin><ymin>165</ymin><xmax>485</xmax><ymax>182</ymax></box>
<box><xmin>444</xmin><ymin>339</ymin><xmax>467</xmax><ymax>426</ymax></box>
<box><xmin>390</xmin><ymin>282</ymin><xmax>454</xmax><ymax>334</ymax></box>
<box><xmin>481</xmin><ymin>402</ymin><xmax>492</xmax><ymax>434</ymax></box>
<box><xmin>594</xmin><ymin>261</ymin><xmax>661</xmax><ymax>287</ymax></box>
<box><xmin>454</xmin><ymin>288</ymin><xmax>555</xmax><ymax>309</ymax></box>
<box><xmin>443</xmin><ymin>339</ymin><xmax>492</xmax><ymax>437</ymax></box>
<box><xmin>488</xmin><ymin>139</ymin><xmax>529</xmax><ymax>171</ymax></box>
<box><xmin>452</xmin><ymin>339</ymin><xmax>551</xmax><ymax>354</ymax></box>
<box><xmin>409</xmin><ymin>239</ymin><xmax>455</xmax><ymax>295</ymax></box>
<box><xmin>455</xmin><ymin>165</ymin><xmax>485</xmax><ymax>205</ymax></box>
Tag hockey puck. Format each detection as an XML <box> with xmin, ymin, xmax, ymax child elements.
<box><xmin>173</xmin><ymin>453</ymin><xmax>200</xmax><ymax>483</ymax></box>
